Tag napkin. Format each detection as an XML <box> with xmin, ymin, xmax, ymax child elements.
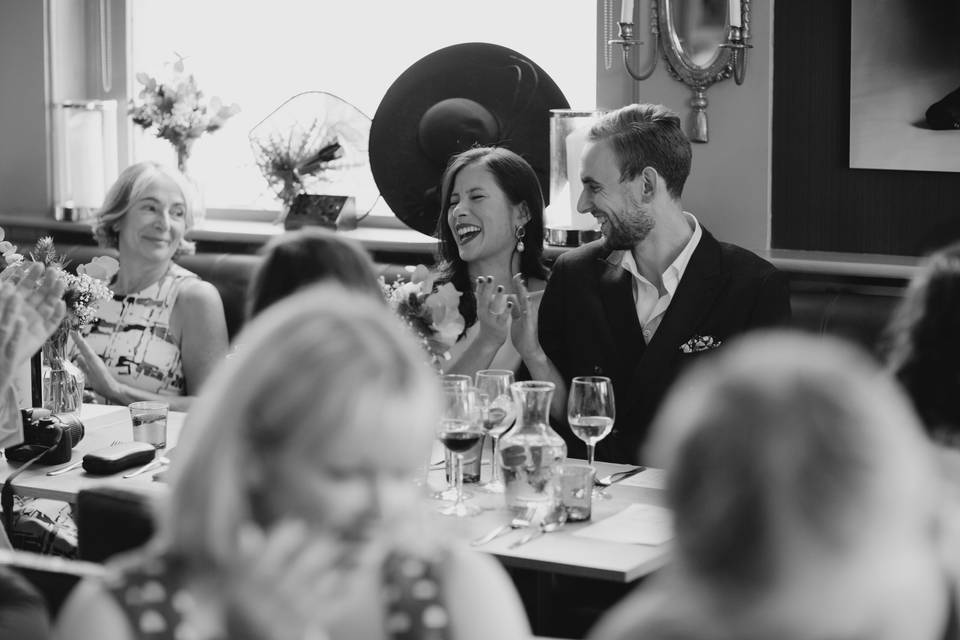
<box><xmin>572</xmin><ymin>504</ymin><xmax>673</xmax><ymax>545</ymax></box>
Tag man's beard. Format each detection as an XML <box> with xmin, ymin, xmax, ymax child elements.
<box><xmin>602</xmin><ymin>201</ymin><xmax>655</xmax><ymax>250</ymax></box>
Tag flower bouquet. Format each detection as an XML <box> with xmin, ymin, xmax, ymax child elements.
<box><xmin>129</xmin><ymin>55</ymin><xmax>240</xmax><ymax>172</ymax></box>
<box><xmin>249</xmin><ymin>92</ymin><xmax>379</xmax><ymax>225</ymax></box>
<box><xmin>28</xmin><ymin>238</ymin><xmax>117</xmax><ymax>414</ymax></box>
<box><xmin>382</xmin><ymin>265</ymin><xmax>465</xmax><ymax>368</ymax></box>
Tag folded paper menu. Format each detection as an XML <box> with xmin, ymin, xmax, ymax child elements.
<box><xmin>572</xmin><ymin>504</ymin><xmax>673</xmax><ymax>545</ymax></box>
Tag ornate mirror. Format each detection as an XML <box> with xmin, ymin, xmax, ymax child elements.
<box><xmin>610</xmin><ymin>0</ymin><xmax>752</xmax><ymax>143</ymax></box>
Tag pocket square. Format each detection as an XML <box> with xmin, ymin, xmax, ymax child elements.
<box><xmin>679</xmin><ymin>334</ymin><xmax>722</xmax><ymax>353</ymax></box>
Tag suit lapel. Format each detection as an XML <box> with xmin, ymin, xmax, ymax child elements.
<box><xmin>596</xmin><ymin>252</ymin><xmax>645</xmax><ymax>366</ymax></box>
<box><xmin>626</xmin><ymin>229</ymin><xmax>728</xmax><ymax>398</ymax></box>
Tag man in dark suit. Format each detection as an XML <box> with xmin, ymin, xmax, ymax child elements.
<box><xmin>519</xmin><ymin>104</ymin><xmax>790</xmax><ymax>463</ymax></box>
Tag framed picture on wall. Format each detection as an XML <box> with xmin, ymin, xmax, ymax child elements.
<box><xmin>849</xmin><ymin>0</ymin><xmax>960</xmax><ymax>172</ymax></box>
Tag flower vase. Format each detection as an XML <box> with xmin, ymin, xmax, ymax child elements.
<box><xmin>175</xmin><ymin>140</ymin><xmax>194</xmax><ymax>174</ymax></box>
<box><xmin>41</xmin><ymin>324</ymin><xmax>85</xmax><ymax>415</ymax></box>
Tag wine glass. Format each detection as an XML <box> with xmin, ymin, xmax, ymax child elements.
<box><xmin>475</xmin><ymin>369</ymin><xmax>516</xmax><ymax>493</ymax></box>
<box><xmin>567</xmin><ymin>376</ymin><xmax>616</xmax><ymax>500</ymax></box>
<box><xmin>436</xmin><ymin>386</ymin><xmax>484</xmax><ymax>517</ymax></box>
<box><xmin>429</xmin><ymin>374</ymin><xmax>478</xmax><ymax>500</ymax></box>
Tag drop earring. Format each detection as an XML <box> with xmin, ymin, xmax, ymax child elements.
<box><xmin>515</xmin><ymin>225</ymin><xmax>526</xmax><ymax>253</ymax></box>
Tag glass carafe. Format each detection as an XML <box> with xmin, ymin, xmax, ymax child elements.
<box><xmin>499</xmin><ymin>381</ymin><xmax>567</xmax><ymax>522</ymax></box>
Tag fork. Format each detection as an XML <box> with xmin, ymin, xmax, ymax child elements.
<box><xmin>46</xmin><ymin>440</ymin><xmax>122</xmax><ymax>476</ymax></box>
<box><xmin>470</xmin><ymin>508</ymin><xmax>535</xmax><ymax>546</ymax></box>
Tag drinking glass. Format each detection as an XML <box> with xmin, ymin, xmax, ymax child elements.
<box><xmin>475</xmin><ymin>369</ymin><xmax>516</xmax><ymax>493</ymax></box>
<box><xmin>436</xmin><ymin>386</ymin><xmax>484</xmax><ymax>517</ymax></box>
<box><xmin>430</xmin><ymin>374</ymin><xmax>478</xmax><ymax>500</ymax></box>
<box><xmin>567</xmin><ymin>376</ymin><xmax>615</xmax><ymax>499</ymax></box>
<box><xmin>440</xmin><ymin>374</ymin><xmax>472</xmax><ymax>391</ymax></box>
<box><xmin>129</xmin><ymin>401</ymin><xmax>168</xmax><ymax>449</ymax></box>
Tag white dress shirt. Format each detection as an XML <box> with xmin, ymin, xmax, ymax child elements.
<box><xmin>606</xmin><ymin>212</ymin><xmax>702</xmax><ymax>343</ymax></box>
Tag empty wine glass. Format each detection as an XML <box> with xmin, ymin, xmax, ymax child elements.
<box><xmin>436</xmin><ymin>386</ymin><xmax>484</xmax><ymax>517</ymax></box>
<box><xmin>475</xmin><ymin>369</ymin><xmax>516</xmax><ymax>493</ymax></box>
<box><xmin>567</xmin><ymin>376</ymin><xmax>616</xmax><ymax>500</ymax></box>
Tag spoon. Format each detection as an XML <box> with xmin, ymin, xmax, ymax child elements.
<box><xmin>595</xmin><ymin>466</ymin><xmax>646</xmax><ymax>487</ymax></box>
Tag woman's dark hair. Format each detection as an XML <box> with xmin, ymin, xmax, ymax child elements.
<box><xmin>883</xmin><ymin>241</ymin><xmax>960</xmax><ymax>436</ymax></box>
<box><xmin>246</xmin><ymin>228</ymin><xmax>384</xmax><ymax>319</ymax></box>
<box><xmin>435</xmin><ymin>146</ymin><xmax>548</xmax><ymax>329</ymax></box>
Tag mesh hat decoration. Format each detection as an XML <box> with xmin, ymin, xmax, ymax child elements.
<box><xmin>369</xmin><ymin>42</ymin><xmax>570</xmax><ymax>236</ymax></box>
<box><xmin>249</xmin><ymin>91</ymin><xmax>379</xmax><ymax>220</ymax></box>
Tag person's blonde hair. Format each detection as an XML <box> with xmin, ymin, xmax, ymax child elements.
<box><xmin>93</xmin><ymin>161</ymin><xmax>199</xmax><ymax>256</ymax></box>
<box><xmin>156</xmin><ymin>283</ymin><xmax>440</xmax><ymax>573</ymax></box>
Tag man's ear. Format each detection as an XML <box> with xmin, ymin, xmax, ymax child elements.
<box><xmin>639</xmin><ymin>167</ymin><xmax>659</xmax><ymax>202</ymax></box>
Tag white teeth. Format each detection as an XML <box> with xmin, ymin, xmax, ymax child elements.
<box><xmin>456</xmin><ymin>224</ymin><xmax>481</xmax><ymax>242</ymax></box>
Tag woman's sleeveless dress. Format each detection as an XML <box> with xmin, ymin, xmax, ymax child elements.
<box><xmin>82</xmin><ymin>265</ymin><xmax>197</xmax><ymax>396</ymax></box>
<box><xmin>103</xmin><ymin>550</ymin><xmax>454</xmax><ymax>640</ymax></box>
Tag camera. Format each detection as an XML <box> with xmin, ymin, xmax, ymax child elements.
<box><xmin>4</xmin><ymin>409</ymin><xmax>85</xmax><ymax>465</ymax></box>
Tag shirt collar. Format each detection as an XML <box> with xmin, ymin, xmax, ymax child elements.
<box><xmin>608</xmin><ymin>212</ymin><xmax>702</xmax><ymax>293</ymax></box>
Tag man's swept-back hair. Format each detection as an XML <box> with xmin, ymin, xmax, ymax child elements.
<box><xmin>588</xmin><ymin>103</ymin><xmax>692</xmax><ymax>199</ymax></box>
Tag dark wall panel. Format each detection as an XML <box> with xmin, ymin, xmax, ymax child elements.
<box><xmin>772</xmin><ymin>0</ymin><xmax>960</xmax><ymax>256</ymax></box>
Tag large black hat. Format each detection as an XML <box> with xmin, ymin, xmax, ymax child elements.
<box><xmin>369</xmin><ymin>43</ymin><xmax>569</xmax><ymax>236</ymax></box>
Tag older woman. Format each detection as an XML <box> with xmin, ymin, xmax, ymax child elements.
<box><xmin>55</xmin><ymin>284</ymin><xmax>530</xmax><ymax>640</ymax></box>
<box><xmin>436</xmin><ymin>146</ymin><xmax>549</xmax><ymax>377</ymax></box>
<box><xmin>71</xmin><ymin>162</ymin><xmax>228</xmax><ymax>411</ymax></box>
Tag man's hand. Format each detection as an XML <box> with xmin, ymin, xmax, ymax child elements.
<box><xmin>4</xmin><ymin>262</ymin><xmax>67</xmax><ymax>365</ymax></box>
<box><xmin>0</xmin><ymin>284</ymin><xmax>26</xmax><ymax>392</ymax></box>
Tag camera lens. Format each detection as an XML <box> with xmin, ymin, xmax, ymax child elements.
<box><xmin>53</xmin><ymin>414</ymin><xmax>85</xmax><ymax>448</ymax></box>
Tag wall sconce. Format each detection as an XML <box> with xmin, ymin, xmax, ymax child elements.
<box><xmin>609</xmin><ymin>0</ymin><xmax>752</xmax><ymax>143</ymax></box>
<box><xmin>52</xmin><ymin>100</ymin><xmax>119</xmax><ymax>221</ymax></box>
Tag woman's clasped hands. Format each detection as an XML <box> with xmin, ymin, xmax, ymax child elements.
<box><xmin>474</xmin><ymin>274</ymin><xmax>544</xmax><ymax>355</ymax></box>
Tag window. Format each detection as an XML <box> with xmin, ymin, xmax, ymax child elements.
<box><xmin>129</xmin><ymin>1</ymin><xmax>597</xmax><ymax>219</ymax></box>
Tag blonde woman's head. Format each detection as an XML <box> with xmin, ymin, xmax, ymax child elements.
<box><xmin>162</xmin><ymin>283</ymin><xmax>440</xmax><ymax>571</ymax></box>
<box><xmin>94</xmin><ymin>161</ymin><xmax>199</xmax><ymax>256</ymax></box>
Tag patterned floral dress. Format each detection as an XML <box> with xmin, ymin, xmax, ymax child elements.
<box><xmin>104</xmin><ymin>550</ymin><xmax>454</xmax><ymax>640</ymax></box>
<box><xmin>81</xmin><ymin>265</ymin><xmax>198</xmax><ymax>396</ymax></box>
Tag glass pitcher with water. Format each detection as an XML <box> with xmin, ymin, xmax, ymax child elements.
<box><xmin>499</xmin><ymin>381</ymin><xmax>567</xmax><ymax>522</ymax></box>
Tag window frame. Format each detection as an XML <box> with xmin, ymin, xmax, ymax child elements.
<box><xmin>76</xmin><ymin>0</ymin><xmax>629</xmax><ymax>232</ymax></box>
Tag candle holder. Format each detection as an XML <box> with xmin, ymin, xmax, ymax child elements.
<box><xmin>608</xmin><ymin>3</ymin><xmax>659</xmax><ymax>82</ymax></box>
<box><xmin>608</xmin><ymin>0</ymin><xmax>752</xmax><ymax>143</ymax></box>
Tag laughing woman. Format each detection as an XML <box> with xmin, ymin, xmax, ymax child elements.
<box><xmin>436</xmin><ymin>147</ymin><xmax>549</xmax><ymax>377</ymax></box>
<box><xmin>71</xmin><ymin>162</ymin><xmax>229</xmax><ymax>411</ymax></box>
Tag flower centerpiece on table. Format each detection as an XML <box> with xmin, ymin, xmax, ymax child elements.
<box><xmin>129</xmin><ymin>55</ymin><xmax>240</xmax><ymax>173</ymax></box>
<box><xmin>28</xmin><ymin>237</ymin><xmax>117</xmax><ymax>414</ymax></box>
<box><xmin>381</xmin><ymin>265</ymin><xmax>465</xmax><ymax>369</ymax></box>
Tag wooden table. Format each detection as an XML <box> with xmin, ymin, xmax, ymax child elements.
<box><xmin>0</xmin><ymin>404</ymin><xmax>185</xmax><ymax>503</ymax></box>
